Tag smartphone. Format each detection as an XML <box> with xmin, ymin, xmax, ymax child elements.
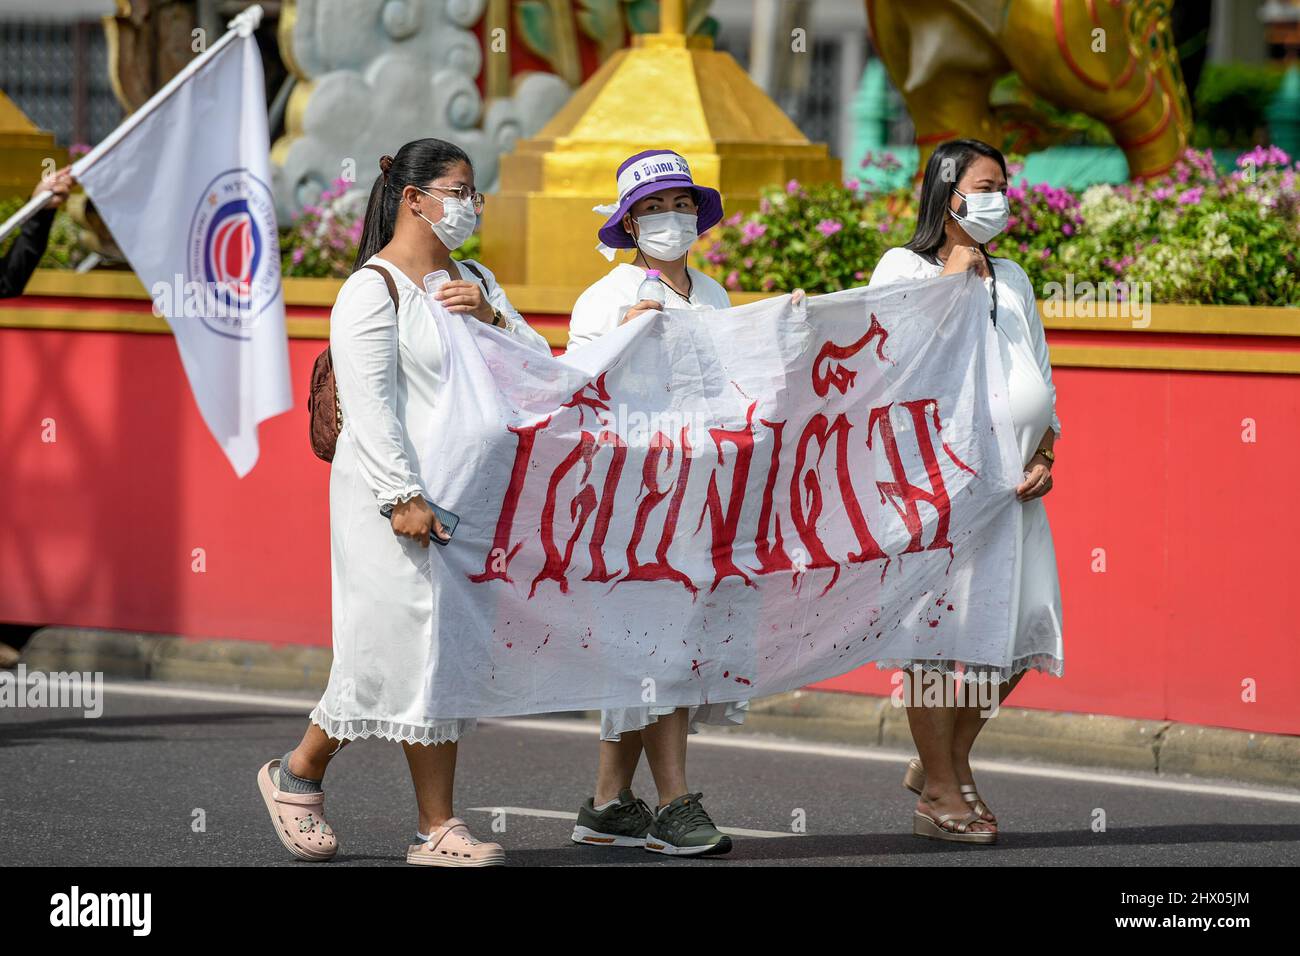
<box><xmin>380</xmin><ymin>497</ymin><xmax>460</xmax><ymax>546</ymax></box>
<box><xmin>423</xmin><ymin>270</ymin><xmax>451</xmax><ymax>296</ymax></box>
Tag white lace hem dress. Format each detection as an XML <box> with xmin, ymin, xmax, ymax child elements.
<box><xmin>868</xmin><ymin>247</ymin><xmax>1065</xmax><ymax>683</ymax></box>
<box><xmin>310</xmin><ymin>255</ymin><xmax>554</xmax><ymax>746</ymax></box>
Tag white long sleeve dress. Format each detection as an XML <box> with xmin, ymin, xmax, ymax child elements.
<box><xmin>869</xmin><ymin>248</ymin><xmax>1064</xmax><ymax>680</ymax></box>
<box><xmin>310</xmin><ymin>255</ymin><xmax>553</xmax><ymax>745</ymax></box>
<box><xmin>568</xmin><ymin>263</ymin><xmax>751</xmax><ymax>739</ymax></box>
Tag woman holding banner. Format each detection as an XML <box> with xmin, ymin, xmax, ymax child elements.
<box><xmin>563</xmin><ymin>149</ymin><xmax>742</xmax><ymax>856</ymax></box>
<box><xmin>256</xmin><ymin>138</ymin><xmax>551</xmax><ymax>867</ymax></box>
<box><xmin>868</xmin><ymin>138</ymin><xmax>1064</xmax><ymax>844</ymax></box>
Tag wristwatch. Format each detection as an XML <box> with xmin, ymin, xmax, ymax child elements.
<box><xmin>1035</xmin><ymin>447</ymin><xmax>1055</xmax><ymax>464</ymax></box>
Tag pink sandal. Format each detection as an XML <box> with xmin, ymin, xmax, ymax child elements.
<box><xmin>406</xmin><ymin>817</ymin><xmax>505</xmax><ymax>867</ymax></box>
<box><xmin>257</xmin><ymin>759</ymin><xmax>338</xmax><ymax>862</ymax></box>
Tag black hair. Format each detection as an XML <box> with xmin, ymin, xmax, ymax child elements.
<box><xmin>903</xmin><ymin>138</ymin><xmax>1008</xmax><ymax>263</ymax></box>
<box><xmin>352</xmin><ymin>138</ymin><xmax>473</xmax><ymax>273</ymax></box>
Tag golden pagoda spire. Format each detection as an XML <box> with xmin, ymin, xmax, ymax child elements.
<box><xmin>660</xmin><ymin>0</ymin><xmax>685</xmax><ymax>35</ymax></box>
<box><xmin>481</xmin><ymin>0</ymin><xmax>840</xmax><ymax>294</ymax></box>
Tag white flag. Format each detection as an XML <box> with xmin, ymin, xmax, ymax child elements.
<box><xmin>75</xmin><ymin>30</ymin><xmax>290</xmax><ymax>476</ymax></box>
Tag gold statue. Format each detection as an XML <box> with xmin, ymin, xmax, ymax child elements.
<box><xmin>104</xmin><ymin>0</ymin><xmax>200</xmax><ymax>112</ymax></box>
<box><xmin>866</xmin><ymin>0</ymin><xmax>1192</xmax><ymax>178</ymax></box>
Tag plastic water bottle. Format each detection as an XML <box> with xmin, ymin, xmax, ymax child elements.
<box><xmin>635</xmin><ymin>269</ymin><xmax>668</xmax><ymax>307</ymax></box>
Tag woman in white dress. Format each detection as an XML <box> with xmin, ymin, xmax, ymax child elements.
<box><xmin>256</xmin><ymin>139</ymin><xmax>551</xmax><ymax>866</ymax></box>
<box><xmin>564</xmin><ymin>150</ymin><xmax>746</xmax><ymax>856</ymax></box>
<box><xmin>868</xmin><ymin>139</ymin><xmax>1064</xmax><ymax>844</ymax></box>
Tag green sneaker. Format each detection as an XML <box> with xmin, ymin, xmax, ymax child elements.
<box><xmin>645</xmin><ymin>792</ymin><xmax>733</xmax><ymax>856</ymax></box>
<box><xmin>571</xmin><ymin>788</ymin><xmax>654</xmax><ymax>847</ymax></box>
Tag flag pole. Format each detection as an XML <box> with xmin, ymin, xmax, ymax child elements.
<box><xmin>0</xmin><ymin>4</ymin><xmax>264</xmax><ymax>244</ymax></box>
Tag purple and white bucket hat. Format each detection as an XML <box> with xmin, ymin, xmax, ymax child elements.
<box><xmin>593</xmin><ymin>149</ymin><xmax>723</xmax><ymax>260</ymax></box>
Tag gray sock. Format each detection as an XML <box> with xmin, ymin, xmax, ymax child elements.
<box><xmin>275</xmin><ymin>750</ymin><xmax>323</xmax><ymax>793</ymax></box>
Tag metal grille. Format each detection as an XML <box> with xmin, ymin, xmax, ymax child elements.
<box><xmin>714</xmin><ymin>31</ymin><xmax>845</xmax><ymax>153</ymax></box>
<box><xmin>796</xmin><ymin>37</ymin><xmax>841</xmax><ymax>154</ymax></box>
<box><xmin>0</xmin><ymin>19</ymin><xmax>123</xmax><ymax>148</ymax></box>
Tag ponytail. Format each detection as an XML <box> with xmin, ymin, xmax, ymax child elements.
<box><xmin>351</xmin><ymin>138</ymin><xmax>473</xmax><ymax>273</ymax></box>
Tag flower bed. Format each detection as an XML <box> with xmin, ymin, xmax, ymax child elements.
<box><xmin>703</xmin><ymin>148</ymin><xmax>1300</xmax><ymax>307</ymax></box>
<box><xmin>8</xmin><ymin>150</ymin><xmax>1297</xmax><ymax>308</ymax></box>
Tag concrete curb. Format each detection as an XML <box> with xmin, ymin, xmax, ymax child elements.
<box><xmin>14</xmin><ymin>626</ymin><xmax>1300</xmax><ymax>791</ymax></box>
<box><xmin>18</xmin><ymin>626</ymin><xmax>333</xmax><ymax>694</ymax></box>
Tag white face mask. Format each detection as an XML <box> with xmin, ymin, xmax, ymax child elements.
<box><xmin>631</xmin><ymin>211</ymin><xmax>698</xmax><ymax>261</ymax></box>
<box><xmin>413</xmin><ymin>186</ymin><xmax>477</xmax><ymax>251</ymax></box>
<box><xmin>949</xmin><ymin>188</ymin><xmax>1009</xmax><ymax>244</ymax></box>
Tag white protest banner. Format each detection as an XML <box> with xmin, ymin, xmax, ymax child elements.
<box><xmin>416</xmin><ymin>271</ymin><xmax>1024</xmax><ymax>716</ymax></box>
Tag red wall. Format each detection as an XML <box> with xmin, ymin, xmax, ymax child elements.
<box><xmin>2</xmin><ymin>320</ymin><xmax>1297</xmax><ymax>735</ymax></box>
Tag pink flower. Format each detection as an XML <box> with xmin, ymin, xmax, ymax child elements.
<box><xmin>1062</xmin><ymin>223</ymin><xmax>1074</xmax><ymax>236</ymax></box>
<box><xmin>786</xmin><ymin>179</ymin><xmax>801</xmax><ymax>194</ymax></box>
<box><xmin>292</xmin><ymin>247</ymin><xmax>305</xmax><ymax>264</ymax></box>
<box><xmin>724</xmin><ymin>212</ymin><xmax>743</xmax><ymax>226</ymax></box>
<box><xmin>1237</xmin><ymin>145</ymin><xmax>1291</xmax><ymax>170</ymax></box>
<box><xmin>816</xmin><ymin>218</ymin><xmax>843</xmax><ymax>237</ymax></box>
<box><xmin>741</xmin><ymin>221</ymin><xmax>767</xmax><ymax>245</ymax></box>
<box><xmin>1178</xmin><ymin>187</ymin><xmax>1204</xmax><ymax>206</ymax></box>
<box><xmin>725</xmin><ymin>270</ymin><xmax>740</xmax><ymax>290</ymax></box>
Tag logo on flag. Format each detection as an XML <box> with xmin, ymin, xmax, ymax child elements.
<box><xmin>186</xmin><ymin>168</ymin><xmax>281</xmax><ymax>339</ymax></box>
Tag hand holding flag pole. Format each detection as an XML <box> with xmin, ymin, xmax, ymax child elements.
<box><xmin>0</xmin><ymin>4</ymin><xmax>265</xmax><ymax>244</ymax></box>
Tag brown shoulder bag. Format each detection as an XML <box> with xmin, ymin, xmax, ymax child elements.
<box><xmin>308</xmin><ymin>263</ymin><xmax>399</xmax><ymax>462</ymax></box>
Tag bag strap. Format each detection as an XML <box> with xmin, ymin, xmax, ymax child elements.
<box><xmin>362</xmin><ymin>263</ymin><xmax>400</xmax><ymax>314</ymax></box>
<box><xmin>457</xmin><ymin>259</ymin><xmax>494</xmax><ymax>297</ymax></box>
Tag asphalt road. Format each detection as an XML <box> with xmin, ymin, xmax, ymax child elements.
<box><xmin>2</xmin><ymin>679</ymin><xmax>1298</xmax><ymax>868</ymax></box>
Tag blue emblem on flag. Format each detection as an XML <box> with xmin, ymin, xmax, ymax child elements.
<box><xmin>186</xmin><ymin>168</ymin><xmax>281</xmax><ymax>339</ymax></box>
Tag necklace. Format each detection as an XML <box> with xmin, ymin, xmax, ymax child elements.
<box><xmin>664</xmin><ymin>271</ymin><xmax>693</xmax><ymax>302</ymax></box>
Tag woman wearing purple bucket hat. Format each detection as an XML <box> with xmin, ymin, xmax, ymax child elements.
<box><xmin>568</xmin><ymin>149</ymin><xmax>732</xmax><ymax>347</ymax></box>
<box><xmin>565</xmin><ymin>149</ymin><xmax>742</xmax><ymax>856</ymax></box>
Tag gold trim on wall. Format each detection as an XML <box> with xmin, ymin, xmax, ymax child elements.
<box><xmin>4</xmin><ymin>270</ymin><xmax>1298</xmax><ymax>372</ymax></box>
<box><xmin>1046</xmin><ymin>345</ymin><xmax>1300</xmax><ymax>375</ymax></box>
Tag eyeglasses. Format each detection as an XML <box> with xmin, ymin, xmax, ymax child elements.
<box><xmin>420</xmin><ymin>183</ymin><xmax>485</xmax><ymax>214</ymax></box>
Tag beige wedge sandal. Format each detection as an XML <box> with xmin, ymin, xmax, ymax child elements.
<box><xmin>913</xmin><ymin>807</ymin><xmax>998</xmax><ymax>844</ymax></box>
<box><xmin>903</xmin><ymin>758</ymin><xmax>997</xmax><ymax>827</ymax></box>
